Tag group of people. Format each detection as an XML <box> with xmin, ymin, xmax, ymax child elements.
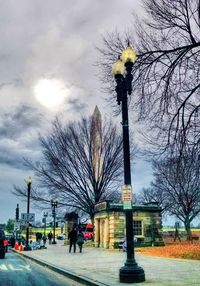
<box><xmin>35</xmin><ymin>228</ymin><xmax>84</xmax><ymax>253</ymax></box>
<box><xmin>68</xmin><ymin>227</ymin><xmax>84</xmax><ymax>253</ymax></box>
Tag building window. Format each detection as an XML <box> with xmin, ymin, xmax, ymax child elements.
<box><xmin>133</xmin><ymin>220</ymin><xmax>142</xmax><ymax>236</ymax></box>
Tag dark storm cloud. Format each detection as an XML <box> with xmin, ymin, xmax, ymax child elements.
<box><xmin>0</xmin><ymin>104</ymin><xmax>43</xmax><ymax>169</ymax></box>
<box><xmin>0</xmin><ymin>105</ymin><xmax>44</xmax><ymax>139</ymax></box>
<box><xmin>0</xmin><ymin>148</ymin><xmax>27</xmax><ymax>170</ymax></box>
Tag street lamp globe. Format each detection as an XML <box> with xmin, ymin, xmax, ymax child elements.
<box><xmin>25</xmin><ymin>176</ymin><xmax>32</xmax><ymax>186</ymax></box>
<box><xmin>121</xmin><ymin>44</ymin><xmax>137</xmax><ymax>63</ymax></box>
<box><xmin>112</xmin><ymin>57</ymin><xmax>125</xmax><ymax>75</ymax></box>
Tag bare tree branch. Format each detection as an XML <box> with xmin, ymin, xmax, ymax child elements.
<box><xmin>13</xmin><ymin>115</ymin><xmax>136</xmax><ymax>221</ymax></box>
<box><xmin>97</xmin><ymin>0</ymin><xmax>200</xmax><ymax>157</ymax></box>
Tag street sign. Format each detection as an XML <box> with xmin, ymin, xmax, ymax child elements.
<box><xmin>21</xmin><ymin>213</ymin><xmax>35</xmax><ymax>223</ymax></box>
<box><xmin>122</xmin><ymin>184</ymin><xmax>132</xmax><ymax>201</ymax></box>
<box><xmin>123</xmin><ymin>201</ymin><xmax>132</xmax><ymax>210</ymax></box>
<box><xmin>14</xmin><ymin>221</ymin><xmax>21</xmax><ymax>231</ymax></box>
<box><xmin>122</xmin><ymin>185</ymin><xmax>132</xmax><ymax>210</ymax></box>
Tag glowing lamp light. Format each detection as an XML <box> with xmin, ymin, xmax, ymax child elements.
<box><xmin>112</xmin><ymin>58</ymin><xmax>125</xmax><ymax>75</ymax></box>
<box><xmin>121</xmin><ymin>45</ymin><xmax>137</xmax><ymax>63</ymax></box>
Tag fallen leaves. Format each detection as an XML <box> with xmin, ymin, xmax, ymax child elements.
<box><xmin>136</xmin><ymin>242</ymin><xmax>200</xmax><ymax>260</ymax></box>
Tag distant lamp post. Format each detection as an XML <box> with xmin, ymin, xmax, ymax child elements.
<box><xmin>15</xmin><ymin>204</ymin><xmax>19</xmax><ymax>240</ymax></box>
<box><xmin>43</xmin><ymin>212</ymin><xmax>48</xmax><ymax>236</ymax></box>
<box><xmin>24</xmin><ymin>176</ymin><xmax>32</xmax><ymax>251</ymax></box>
<box><xmin>51</xmin><ymin>199</ymin><xmax>58</xmax><ymax>244</ymax></box>
<box><xmin>112</xmin><ymin>43</ymin><xmax>145</xmax><ymax>283</ymax></box>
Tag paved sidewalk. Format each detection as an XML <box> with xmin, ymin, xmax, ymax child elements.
<box><xmin>14</xmin><ymin>241</ymin><xmax>200</xmax><ymax>286</ymax></box>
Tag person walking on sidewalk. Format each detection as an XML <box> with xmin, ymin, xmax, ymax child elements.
<box><xmin>68</xmin><ymin>227</ymin><xmax>77</xmax><ymax>253</ymax></box>
<box><xmin>42</xmin><ymin>234</ymin><xmax>47</xmax><ymax>246</ymax></box>
<box><xmin>77</xmin><ymin>230</ymin><xmax>84</xmax><ymax>253</ymax></box>
<box><xmin>48</xmin><ymin>231</ymin><xmax>53</xmax><ymax>244</ymax></box>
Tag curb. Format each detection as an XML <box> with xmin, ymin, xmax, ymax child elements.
<box><xmin>12</xmin><ymin>249</ymin><xmax>108</xmax><ymax>286</ymax></box>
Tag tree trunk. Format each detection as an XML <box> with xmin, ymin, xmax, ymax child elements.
<box><xmin>90</xmin><ymin>215</ymin><xmax>94</xmax><ymax>226</ymax></box>
<box><xmin>184</xmin><ymin>218</ymin><xmax>192</xmax><ymax>241</ymax></box>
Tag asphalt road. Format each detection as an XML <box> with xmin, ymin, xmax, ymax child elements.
<box><xmin>0</xmin><ymin>251</ymin><xmax>75</xmax><ymax>286</ymax></box>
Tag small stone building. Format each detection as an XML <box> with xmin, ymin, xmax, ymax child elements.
<box><xmin>94</xmin><ymin>201</ymin><xmax>164</xmax><ymax>249</ymax></box>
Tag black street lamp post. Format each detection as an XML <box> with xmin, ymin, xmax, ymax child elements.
<box><xmin>24</xmin><ymin>176</ymin><xmax>32</xmax><ymax>251</ymax></box>
<box><xmin>112</xmin><ymin>44</ymin><xmax>145</xmax><ymax>283</ymax></box>
<box><xmin>15</xmin><ymin>204</ymin><xmax>19</xmax><ymax>240</ymax></box>
<box><xmin>43</xmin><ymin>212</ymin><xmax>48</xmax><ymax>236</ymax></box>
<box><xmin>51</xmin><ymin>199</ymin><xmax>58</xmax><ymax>244</ymax></box>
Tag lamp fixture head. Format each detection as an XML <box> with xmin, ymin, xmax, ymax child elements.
<box><xmin>112</xmin><ymin>57</ymin><xmax>125</xmax><ymax>75</ymax></box>
<box><xmin>25</xmin><ymin>176</ymin><xmax>32</xmax><ymax>185</ymax></box>
<box><xmin>121</xmin><ymin>44</ymin><xmax>137</xmax><ymax>63</ymax></box>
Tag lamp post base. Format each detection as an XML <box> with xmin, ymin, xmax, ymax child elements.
<box><xmin>24</xmin><ymin>245</ymin><xmax>32</xmax><ymax>251</ymax></box>
<box><xmin>119</xmin><ymin>263</ymin><xmax>145</xmax><ymax>283</ymax></box>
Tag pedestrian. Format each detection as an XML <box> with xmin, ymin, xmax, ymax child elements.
<box><xmin>10</xmin><ymin>236</ymin><xmax>15</xmax><ymax>248</ymax></box>
<box><xmin>174</xmin><ymin>227</ymin><xmax>181</xmax><ymax>242</ymax></box>
<box><xmin>47</xmin><ymin>231</ymin><xmax>53</xmax><ymax>244</ymax></box>
<box><xmin>43</xmin><ymin>234</ymin><xmax>47</xmax><ymax>246</ymax></box>
<box><xmin>21</xmin><ymin>236</ymin><xmax>26</xmax><ymax>246</ymax></box>
<box><xmin>77</xmin><ymin>230</ymin><xmax>84</xmax><ymax>253</ymax></box>
<box><xmin>68</xmin><ymin>227</ymin><xmax>77</xmax><ymax>253</ymax></box>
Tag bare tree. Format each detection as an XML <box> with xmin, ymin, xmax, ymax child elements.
<box><xmin>139</xmin><ymin>152</ymin><xmax>200</xmax><ymax>240</ymax></box>
<box><xmin>137</xmin><ymin>186</ymin><xmax>170</xmax><ymax>213</ymax></box>
<box><xmin>14</xmin><ymin>116</ymin><xmax>129</xmax><ymax>223</ymax></box>
<box><xmin>98</xmin><ymin>0</ymin><xmax>200</xmax><ymax>156</ymax></box>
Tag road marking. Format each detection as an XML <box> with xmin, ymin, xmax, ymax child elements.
<box><xmin>0</xmin><ymin>264</ymin><xmax>8</xmax><ymax>270</ymax></box>
<box><xmin>21</xmin><ymin>265</ymin><xmax>31</xmax><ymax>271</ymax></box>
<box><xmin>8</xmin><ymin>264</ymin><xmax>23</xmax><ymax>271</ymax></box>
<box><xmin>0</xmin><ymin>264</ymin><xmax>31</xmax><ymax>271</ymax></box>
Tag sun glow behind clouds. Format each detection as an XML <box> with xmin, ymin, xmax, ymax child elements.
<box><xmin>34</xmin><ymin>79</ymin><xmax>69</xmax><ymax>110</ymax></box>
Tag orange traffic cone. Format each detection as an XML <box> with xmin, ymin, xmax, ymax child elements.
<box><xmin>14</xmin><ymin>242</ymin><xmax>19</xmax><ymax>250</ymax></box>
<box><xmin>19</xmin><ymin>244</ymin><xmax>23</xmax><ymax>251</ymax></box>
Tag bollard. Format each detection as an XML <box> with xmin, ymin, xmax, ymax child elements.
<box><xmin>14</xmin><ymin>242</ymin><xmax>19</xmax><ymax>251</ymax></box>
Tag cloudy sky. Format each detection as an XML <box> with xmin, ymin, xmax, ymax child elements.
<box><xmin>0</xmin><ymin>0</ymin><xmax>154</xmax><ymax>224</ymax></box>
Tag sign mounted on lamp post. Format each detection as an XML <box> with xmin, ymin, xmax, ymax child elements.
<box><xmin>14</xmin><ymin>221</ymin><xmax>21</xmax><ymax>231</ymax></box>
<box><xmin>21</xmin><ymin>213</ymin><xmax>35</xmax><ymax>223</ymax></box>
<box><xmin>122</xmin><ymin>184</ymin><xmax>132</xmax><ymax>210</ymax></box>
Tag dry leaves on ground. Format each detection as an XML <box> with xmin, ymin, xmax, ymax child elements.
<box><xmin>136</xmin><ymin>242</ymin><xmax>200</xmax><ymax>260</ymax></box>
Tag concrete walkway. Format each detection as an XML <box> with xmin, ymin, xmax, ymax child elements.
<box><xmin>13</xmin><ymin>241</ymin><xmax>200</xmax><ymax>286</ymax></box>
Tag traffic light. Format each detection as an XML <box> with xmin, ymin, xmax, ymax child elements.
<box><xmin>15</xmin><ymin>204</ymin><xmax>19</xmax><ymax>221</ymax></box>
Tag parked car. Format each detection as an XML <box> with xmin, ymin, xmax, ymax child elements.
<box><xmin>3</xmin><ymin>238</ymin><xmax>8</xmax><ymax>252</ymax></box>
<box><xmin>5</xmin><ymin>233</ymin><xmax>15</xmax><ymax>246</ymax></box>
<box><xmin>0</xmin><ymin>229</ymin><xmax>6</xmax><ymax>258</ymax></box>
<box><xmin>83</xmin><ymin>224</ymin><xmax>94</xmax><ymax>240</ymax></box>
